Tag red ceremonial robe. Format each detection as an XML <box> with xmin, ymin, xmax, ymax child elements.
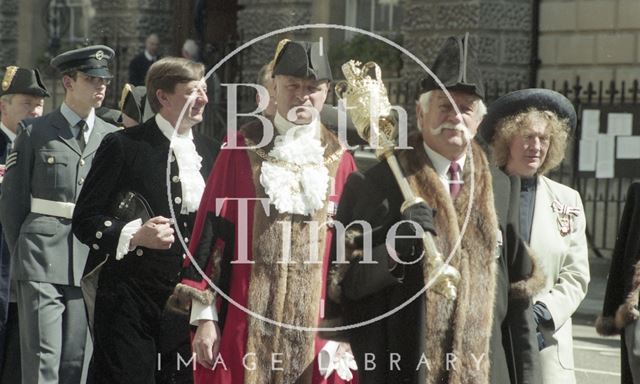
<box><xmin>173</xmin><ymin>123</ymin><xmax>357</xmax><ymax>384</ymax></box>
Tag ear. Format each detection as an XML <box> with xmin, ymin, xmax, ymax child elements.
<box><xmin>156</xmin><ymin>89</ymin><xmax>170</xmax><ymax>109</ymax></box>
<box><xmin>62</xmin><ymin>75</ymin><xmax>74</xmax><ymax>91</ymax></box>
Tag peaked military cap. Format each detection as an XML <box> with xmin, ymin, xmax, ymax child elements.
<box><xmin>50</xmin><ymin>45</ymin><xmax>115</xmax><ymax>79</ymax></box>
<box><xmin>420</xmin><ymin>33</ymin><xmax>485</xmax><ymax>99</ymax></box>
<box><xmin>272</xmin><ymin>39</ymin><xmax>332</xmax><ymax>82</ymax></box>
<box><xmin>478</xmin><ymin>88</ymin><xmax>577</xmax><ymax>144</ymax></box>
<box><xmin>0</xmin><ymin>66</ymin><xmax>50</xmax><ymax>97</ymax></box>
<box><xmin>119</xmin><ymin>83</ymin><xmax>150</xmax><ymax>124</ymax></box>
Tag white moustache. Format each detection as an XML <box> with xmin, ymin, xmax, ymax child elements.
<box><xmin>431</xmin><ymin>122</ymin><xmax>473</xmax><ymax>142</ymax></box>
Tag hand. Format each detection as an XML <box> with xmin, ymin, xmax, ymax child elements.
<box><xmin>130</xmin><ymin>216</ymin><xmax>174</xmax><ymax>250</ymax></box>
<box><xmin>393</xmin><ymin>202</ymin><xmax>436</xmax><ymax>261</ymax></box>
<box><xmin>401</xmin><ymin>202</ymin><xmax>437</xmax><ymax>235</ymax></box>
<box><xmin>532</xmin><ymin>301</ymin><xmax>553</xmax><ymax>328</ymax></box>
<box><xmin>192</xmin><ymin>320</ymin><xmax>221</xmax><ymax>369</ymax></box>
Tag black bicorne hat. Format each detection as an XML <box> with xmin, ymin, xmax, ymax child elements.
<box><xmin>478</xmin><ymin>88</ymin><xmax>577</xmax><ymax>145</ymax></box>
<box><xmin>0</xmin><ymin>66</ymin><xmax>50</xmax><ymax>97</ymax></box>
<box><xmin>50</xmin><ymin>45</ymin><xmax>115</xmax><ymax>79</ymax></box>
<box><xmin>120</xmin><ymin>84</ymin><xmax>150</xmax><ymax>124</ymax></box>
<box><xmin>272</xmin><ymin>39</ymin><xmax>332</xmax><ymax>82</ymax></box>
<box><xmin>420</xmin><ymin>33</ymin><xmax>485</xmax><ymax>99</ymax></box>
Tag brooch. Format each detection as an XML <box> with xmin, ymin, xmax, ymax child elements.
<box><xmin>551</xmin><ymin>200</ymin><xmax>581</xmax><ymax>236</ymax></box>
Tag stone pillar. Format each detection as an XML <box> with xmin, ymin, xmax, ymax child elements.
<box><xmin>89</xmin><ymin>0</ymin><xmax>172</xmax><ymax>106</ymax></box>
<box><xmin>401</xmin><ymin>0</ymin><xmax>535</xmax><ymax>95</ymax></box>
<box><xmin>0</xmin><ymin>0</ymin><xmax>19</xmax><ymax>65</ymax></box>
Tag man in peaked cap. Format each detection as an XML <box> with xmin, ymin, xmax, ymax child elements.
<box><xmin>0</xmin><ymin>45</ymin><xmax>119</xmax><ymax>384</ymax></box>
<box><xmin>169</xmin><ymin>39</ymin><xmax>358</xmax><ymax>383</ymax></box>
<box><xmin>323</xmin><ymin>34</ymin><xmax>542</xmax><ymax>383</ymax></box>
<box><xmin>0</xmin><ymin>65</ymin><xmax>49</xmax><ymax>383</ymax></box>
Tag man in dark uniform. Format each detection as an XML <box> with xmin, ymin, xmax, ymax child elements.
<box><xmin>324</xmin><ymin>35</ymin><xmax>543</xmax><ymax>384</ymax></box>
<box><xmin>0</xmin><ymin>46</ymin><xmax>119</xmax><ymax>384</ymax></box>
<box><xmin>0</xmin><ymin>65</ymin><xmax>49</xmax><ymax>384</ymax></box>
<box><xmin>72</xmin><ymin>56</ymin><xmax>219</xmax><ymax>384</ymax></box>
<box><xmin>129</xmin><ymin>33</ymin><xmax>160</xmax><ymax>86</ymax></box>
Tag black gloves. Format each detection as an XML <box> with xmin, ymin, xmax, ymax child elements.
<box><xmin>533</xmin><ymin>301</ymin><xmax>554</xmax><ymax>350</ymax></box>
<box><xmin>393</xmin><ymin>202</ymin><xmax>437</xmax><ymax>261</ymax></box>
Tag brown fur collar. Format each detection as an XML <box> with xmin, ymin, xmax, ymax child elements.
<box><xmin>243</xmin><ymin>124</ymin><xmax>343</xmax><ymax>383</ymax></box>
<box><xmin>397</xmin><ymin>133</ymin><xmax>499</xmax><ymax>384</ymax></box>
<box><xmin>597</xmin><ymin>260</ymin><xmax>640</xmax><ymax>335</ymax></box>
<box><xmin>510</xmin><ymin>245</ymin><xmax>547</xmax><ymax>299</ymax></box>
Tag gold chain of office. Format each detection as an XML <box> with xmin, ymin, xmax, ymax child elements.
<box><xmin>245</xmin><ymin>138</ymin><xmax>344</xmax><ymax>171</ymax></box>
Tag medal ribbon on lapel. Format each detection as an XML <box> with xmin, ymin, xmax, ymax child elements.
<box><xmin>551</xmin><ymin>200</ymin><xmax>581</xmax><ymax>236</ymax></box>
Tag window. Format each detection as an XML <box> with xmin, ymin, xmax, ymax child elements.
<box><xmin>344</xmin><ymin>0</ymin><xmax>402</xmax><ymax>40</ymax></box>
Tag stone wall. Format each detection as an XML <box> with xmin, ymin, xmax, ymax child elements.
<box><xmin>90</xmin><ymin>0</ymin><xmax>172</xmax><ymax>105</ymax></box>
<box><xmin>0</xmin><ymin>0</ymin><xmax>19</xmax><ymax>65</ymax></box>
<box><xmin>538</xmin><ymin>0</ymin><xmax>640</xmax><ymax>93</ymax></box>
<box><xmin>401</xmin><ymin>0</ymin><xmax>534</xmax><ymax>92</ymax></box>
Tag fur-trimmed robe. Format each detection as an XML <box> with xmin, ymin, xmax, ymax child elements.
<box><xmin>597</xmin><ymin>182</ymin><xmax>640</xmax><ymax>384</ymax></box>
<box><xmin>322</xmin><ymin>133</ymin><xmax>541</xmax><ymax>384</ymax></box>
<box><xmin>171</xmin><ymin>120</ymin><xmax>357</xmax><ymax>384</ymax></box>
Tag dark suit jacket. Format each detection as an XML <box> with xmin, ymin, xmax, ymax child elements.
<box><xmin>73</xmin><ymin>117</ymin><xmax>219</xmax><ymax>289</ymax></box>
<box><xmin>326</xmin><ymin>159</ymin><xmax>540</xmax><ymax>384</ymax></box>
<box><xmin>128</xmin><ymin>52</ymin><xmax>156</xmax><ymax>86</ymax></box>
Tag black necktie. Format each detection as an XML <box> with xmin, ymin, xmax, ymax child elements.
<box><xmin>76</xmin><ymin>120</ymin><xmax>87</xmax><ymax>152</ymax></box>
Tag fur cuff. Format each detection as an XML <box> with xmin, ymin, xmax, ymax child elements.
<box><xmin>327</xmin><ymin>228</ymin><xmax>364</xmax><ymax>304</ymax></box>
<box><xmin>615</xmin><ymin>301</ymin><xmax>640</xmax><ymax>330</ymax></box>
<box><xmin>595</xmin><ymin>315</ymin><xmax>619</xmax><ymax>336</ymax></box>
<box><xmin>510</xmin><ymin>247</ymin><xmax>546</xmax><ymax>299</ymax></box>
<box><xmin>165</xmin><ymin>283</ymin><xmax>216</xmax><ymax>315</ymax></box>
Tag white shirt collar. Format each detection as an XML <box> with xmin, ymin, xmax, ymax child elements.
<box><xmin>422</xmin><ymin>142</ymin><xmax>466</xmax><ymax>176</ymax></box>
<box><xmin>144</xmin><ymin>50</ymin><xmax>156</xmax><ymax>61</ymax></box>
<box><xmin>0</xmin><ymin>122</ymin><xmax>16</xmax><ymax>143</ymax></box>
<box><xmin>60</xmin><ymin>102</ymin><xmax>96</xmax><ymax>130</ymax></box>
<box><xmin>155</xmin><ymin>114</ymin><xmax>193</xmax><ymax>141</ymax></box>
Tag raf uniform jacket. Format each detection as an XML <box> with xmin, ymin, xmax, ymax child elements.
<box><xmin>323</xmin><ymin>134</ymin><xmax>542</xmax><ymax>384</ymax></box>
<box><xmin>0</xmin><ymin>109</ymin><xmax>118</xmax><ymax>287</ymax></box>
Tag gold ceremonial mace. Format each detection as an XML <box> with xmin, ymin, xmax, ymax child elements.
<box><xmin>335</xmin><ymin>60</ymin><xmax>460</xmax><ymax>300</ymax></box>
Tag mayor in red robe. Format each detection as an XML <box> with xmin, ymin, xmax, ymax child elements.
<box><xmin>169</xmin><ymin>39</ymin><xmax>358</xmax><ymax>384</ymax></box>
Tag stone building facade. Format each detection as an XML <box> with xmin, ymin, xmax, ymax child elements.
<box><xmin>538</xmin><ymin>0</ymin><xmax>640</xmax><ymax>95</ymax></box>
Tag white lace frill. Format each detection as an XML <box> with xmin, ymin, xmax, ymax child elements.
<box><xmin>170</xmin><ymin>135</ymin><xmax>205</xmax><ymax>214</ymax></box>
<box><xmin>259</xmin><ymin>123</ymin><xmax>330</xmax><ymax>216</ymax></box>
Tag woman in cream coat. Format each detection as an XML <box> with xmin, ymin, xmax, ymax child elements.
<box><xmin>480</xmin><ymin>89</ymin><xmax>590</xmax><ymax>384</ymax></box>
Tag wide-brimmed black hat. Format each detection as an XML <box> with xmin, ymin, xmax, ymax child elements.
<box><xmin>478</xmin><ymin>88</ymin><xmax>577</xmax><ymax>144</ymax></box>
<box><xmin>50</xmin><ymin>45</ymin><xmax>115</xmax><ymax>79</ymax></box>
<box><xmin>272</xmin><ymin>39</ymin><xmax>332</xmax><ymax>82</ymax></box>
<box><xmin>420</xmin><ymin>33</ymin><xmax>484</xmax><ymax>99</ymax></box>
<box><xmin>0</xmin><ymin>66</ymin><xmax>50</xmax><ymax>97</ymax></box>
<box><xmin>119</xmin><ymin>84</ymin><xmax>150</xmax><ymax>124</ymax></box>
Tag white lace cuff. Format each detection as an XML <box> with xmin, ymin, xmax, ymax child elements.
<box><xmin>190</xmin><ymin>299</ymin><xmax>219</xmax><ymax>326</ymax></box>
<box><xmin>318</xmin><ymin>341</ymin><xmax>357</xmax><ymax>380</ymax></box>
<box><xmin>115</xmin><ymin>218</ymin><xmax>142</xmax><ymax>260</ymax></box>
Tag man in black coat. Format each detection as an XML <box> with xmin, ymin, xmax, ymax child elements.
<box><xmin>72</xmin><ymin>57</ymin><xmax>219</xmax><ymax>383</ymax></box>
<box><xmin>128</xmin><ymin>33</ymin><xmax>160</xmax><ymax>86</ymax></box>
<box><xmin>323</xmin><ymin>35</ymin><xmax>542</xmax><ymax>384</ymax></box>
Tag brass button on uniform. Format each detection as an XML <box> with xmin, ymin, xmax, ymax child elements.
<box><xmin>174</xmin><ymin>197</ymin><xmax>182</xmax><ymax>204</ymax></box>
<box><xmin>95</xmin><ymin>231</ymin><xmax>103</xmax><ymax>239</ymax></box>
<box><xmin>104</xmin><ymin>220</ymin><xmax>112</xmax><ymax>227</ymax></box>
<box><xmin>172</xmin><ymin>175</ymin><xmax>180</xmax><ymax>183</ymax></box>
<box><xmin>47</xmin><ymin>156</ymin><xmax>55</xmax><ymax>164</ymax></box>
<box><xmin>92</xmin><ymin>244</ymin><xmax>100</xmax><ymax>250</ymax></box>
<box><xmin>78</xmin><ymin>177</ymin><xmax>84</xmax><ymax>185</ymax></box>
<box><xmin>79</xmin><ymin>159</ymin><xmax>85</xmax><ymax>166</ymax></box>
<box><xmin>136</xmin><ymin>249</ymin><xmax>144</xmax><ymax>256</ymax></box>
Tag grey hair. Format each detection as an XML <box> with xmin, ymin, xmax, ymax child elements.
<box><xmin>182</xmin><ymin>39</ymin><xmax>199</xmax><ymax>58</ymax></box>
<box><xmin>0</xmin><ymin>94</ymin><xmax>14</xmax><ymax>103</ymax></box>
